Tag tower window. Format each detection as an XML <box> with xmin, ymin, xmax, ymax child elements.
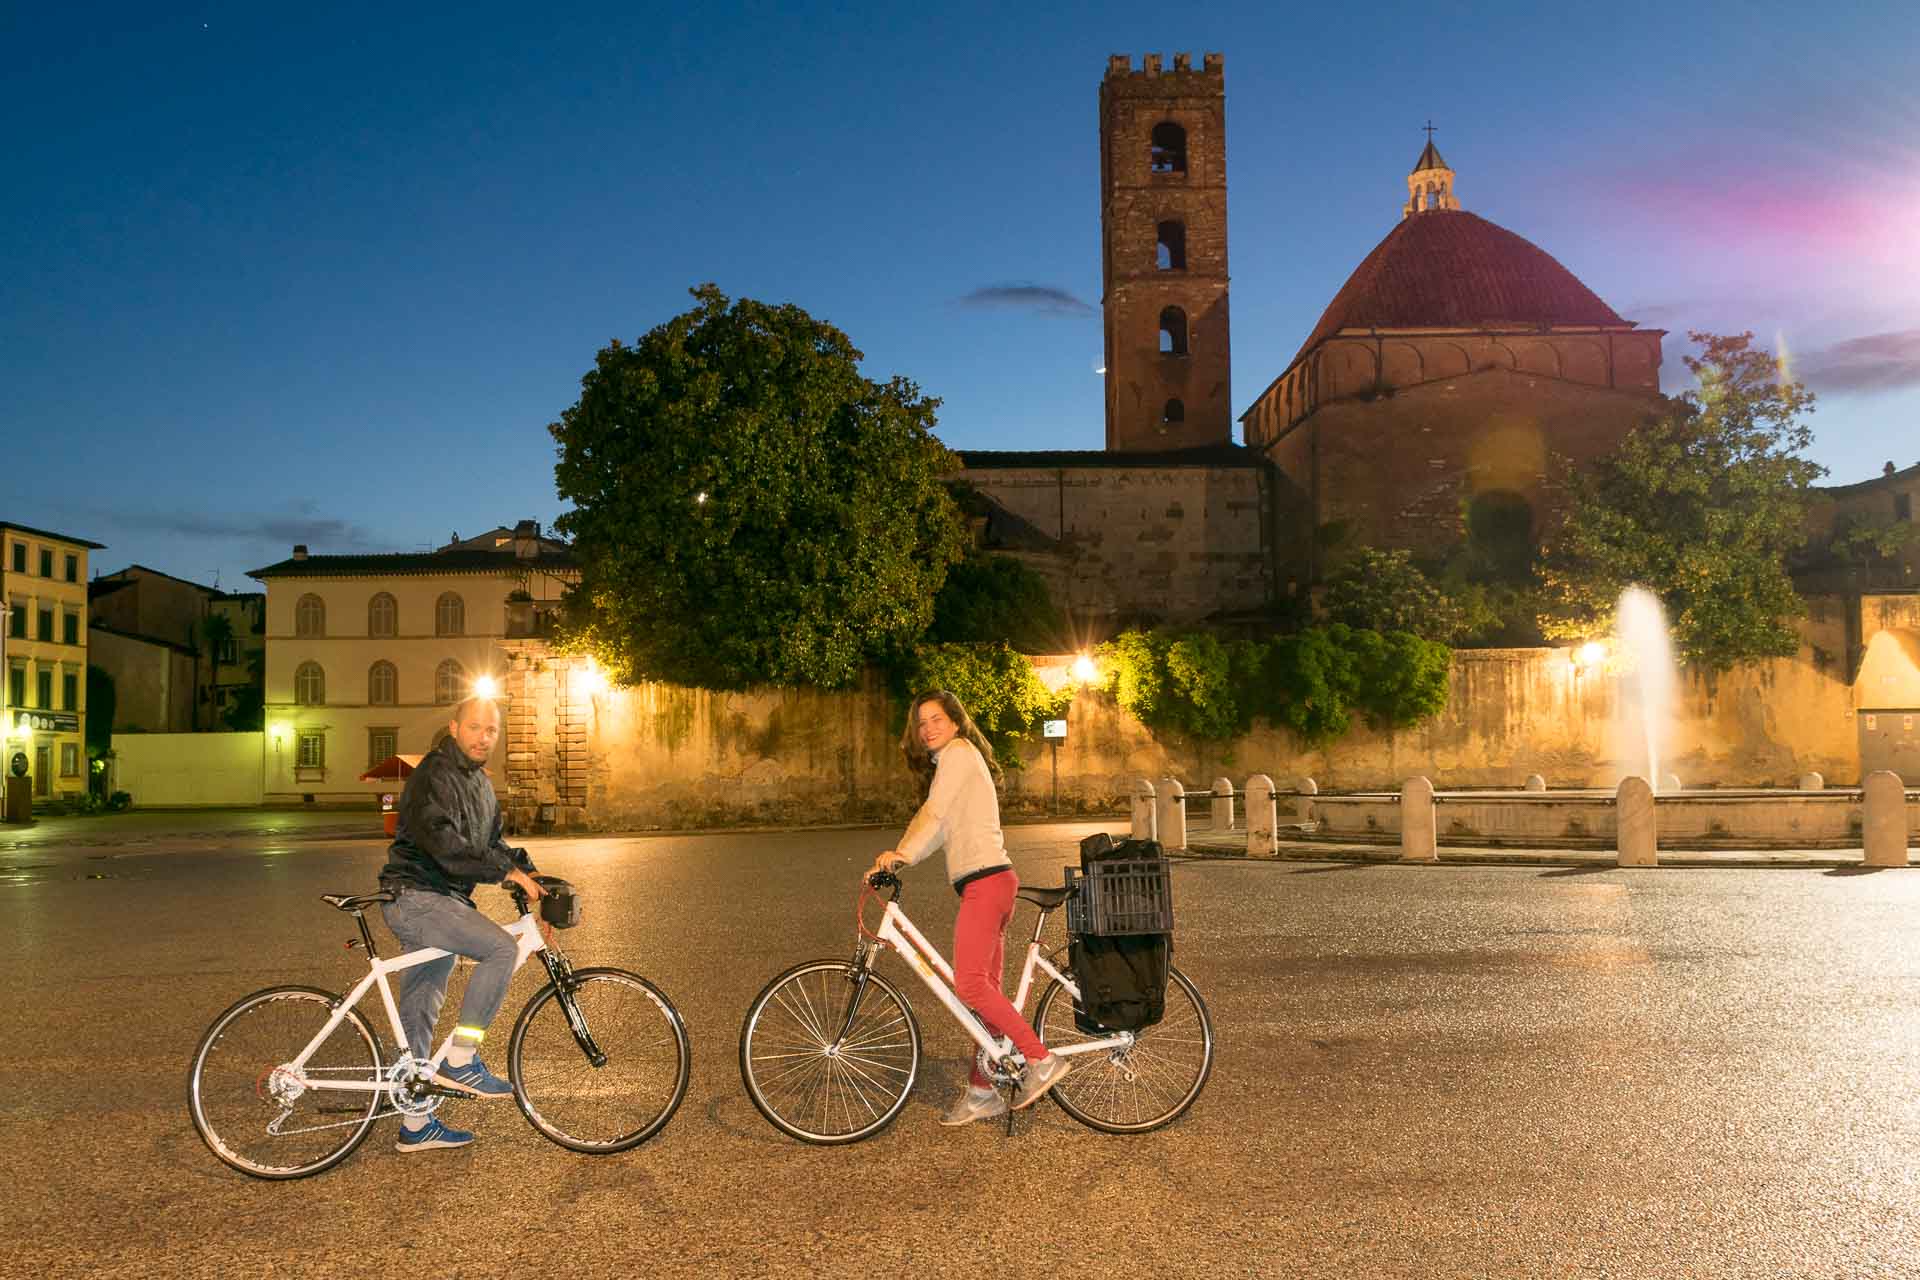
<box><xmin>1159</xmin><ymin>307</ymin><xmax>1188</xmax><ymax>356</ymax></box>
<box><xmin>1162</xmin><ymin>399</ymin><xmax>1185</xmax><ymax>424</ymax></box>
<box><xmin>1150</xmin><ymin>122</ymin><xmax>1187</xmax><ymax>174</ymax></box>
<box><xmin>1156</xmin><ymin>220</ymin><xmax>1187</xmax><ymax>270</ymax></box>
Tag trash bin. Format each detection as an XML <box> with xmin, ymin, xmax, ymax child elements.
<box><xmin>4</xmin><ymin>774</ymin><xmax>30</xmax><ymax>824</ymax></box>
<box><xmin>381</xmin><ymin>792</ymin><xmax>398</xmax><ymax>838</ymax></box>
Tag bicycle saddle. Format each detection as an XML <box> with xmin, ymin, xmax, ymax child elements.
<box><xmin>321</xmin><ymin>890</ymin><xmax>397</xmax><ymax>913</ymax></box>
<box><xmin>1015</xmin><ymin>885</ymin><xmax>1073</xmax><ymax>911</ymax></box>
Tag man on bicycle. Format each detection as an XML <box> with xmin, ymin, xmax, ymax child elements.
<box><xmin>378</xmin><ymin>694</ymin><xmax>549</xmax><ymax>1152</ymax></box>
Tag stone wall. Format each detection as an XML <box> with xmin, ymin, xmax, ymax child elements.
<box><xmin>958</xmin><ymin>458</ymin><xmax>1271</xmax><ymax>623</ymax></box>
<box><xmin>499</xmin><ymin>633</ymin><xmax>1876</xmax><ymax>833</ymax></box>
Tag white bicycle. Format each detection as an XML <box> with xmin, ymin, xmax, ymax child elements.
<box><xmin>738</xmin><ymin>870</ymin><xmax>1213</xmax><ymax>1143</ymax></box>
<box><xmin>187</xmin><ymin>882</ymin><xmax>691</xmax><ymax>1179</ymax></box>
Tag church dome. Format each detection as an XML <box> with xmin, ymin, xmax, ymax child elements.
<box><xmin>1291</xmin><ymin>210</ymin><xmax>1627</xmax><ymax>365</ymax></box>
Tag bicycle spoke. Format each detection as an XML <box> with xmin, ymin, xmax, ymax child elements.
<box><xmin>510</xmin><ymin>969</ymin><xmax>689</xmax><ymax>1152</ymax></box>
<box><xmin>740</xmin><ymin>961</ymin><xmax>919</xmax><ymax>1144</ymax></box>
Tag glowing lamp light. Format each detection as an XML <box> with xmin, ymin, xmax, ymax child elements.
<box><xmin>472</xmin><ymin>674</ymin><xmax>500</xmax><ymax>699</ymax></box>
<box><xmin>695</xmin><ymin>491</ymin><xmax>709</xmax><ymax>505</ymax></box>
<box><xmin>1573</xmin><ymin>642</ymin><xmax>1607</xmax><ymax>671</ymax></box>
<box><xmin>1070</xmin><ymin>654</ymin><xmax>1100</xmax><ymax>684</ymax></box>
<box><xmin>575</xmin><ymin>663</ymin><xmax>607</xmax><ymax>696</ymax></box>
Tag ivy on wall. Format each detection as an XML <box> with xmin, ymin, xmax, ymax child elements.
<box><xmin>894</xmin><ymin>642</ymin><xmax>1072</xmax><ymax>772</ymax></box>
<box><xmin>1096</xmin><ymin>625</ymin><xmax>1451</xmax><ymax>744</ymax></box>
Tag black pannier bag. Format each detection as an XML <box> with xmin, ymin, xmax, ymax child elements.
<box><xmin>1065</xmin><ymin>833</ymin><xmax>1172</xmax><ymax>1033</ymax></box>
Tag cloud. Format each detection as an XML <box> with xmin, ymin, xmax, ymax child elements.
<box><xmin>956</xmin><ymin>284</ymin><xmax>1094</xmax><ymax>318</ymax></box>
<box><xmin>1795</xmin><ymin>330</ymin><xmax>1920</xmax><ymax>395</ymax></box>
<box><xmin>105</xmin><ymin>503</ymin><xmax>384</xmax><ymax>551</ymax></box>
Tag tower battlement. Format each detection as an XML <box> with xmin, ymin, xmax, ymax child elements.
<box><xmin>1105</xmin><ymin>52</ymin><xmax>1223</xmax><ymax>82</ymax></box>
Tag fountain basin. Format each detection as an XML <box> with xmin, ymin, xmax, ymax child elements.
<box><xmin>1308</xmin><ymin>788</ymin><xmax>1920</xmax><ymax>850</ymax></box>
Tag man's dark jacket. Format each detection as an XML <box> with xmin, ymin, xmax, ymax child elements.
<box><xmin>379</xmin><ymin>737</ymin><xmax>535</xmax><ymax>901</ymax></box>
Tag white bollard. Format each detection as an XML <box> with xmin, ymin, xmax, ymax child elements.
<box><xmin>1294</xmin><ymin>776</ymin><xmax>1318</xmax><ymax>825</ymax></box>
<box><xmin>1401</xmin><ymin>777</ymin><xmax>1436</xmax><ymax>862</ymax></box>
<box><xmin>1130</xmin><ymin>778</ymin><xmax>1157</xmax><ymax>842</ymax></box>
<box><xmin>1862</xmin><ymin>771</ymin><xmax>1910</xmax><ymax>868</ymax></box>
<box><xmin>1797</xmin><ymin>772</ymin><xmax>1824</xmax><ymax>792</ymax></box>
<box><xmin>1246</xmin><ymin>774</ymin><xmax>1278</xmax><ymax>858</ymax></box>
<box><xmin>1211</xmin><ymin>777</ymin><xmax>1235</xmax><ymax>831</ymax></box>
<box><xmin>1523</xmin><ymin>774</ymin><xmax>1547</xmax><ymax>792</ymax></box>
<box><xmin>1157</xmin><ymin>778</ymin><xmax>1188</xmax><ymax>852</ymax></box>
<box><xmin>1662</xmin><ymin>773</ymin><xmax>1683</xmax><ymax>794</ymax></box>
<box><xmin>1616</xmin><ymin>776</ymin><xmax>1657</xmax><ymax>867</ymax></box>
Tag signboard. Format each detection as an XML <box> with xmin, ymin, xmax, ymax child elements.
<box><xmin>1042</xmin><ymin>720</ymin><xmax>1068</xmax><ymax>740</ymax></box>
<box><xmin>16</xmin><ymin>711</ymin><xmax>79</xmax><ymax>733</ymax></box>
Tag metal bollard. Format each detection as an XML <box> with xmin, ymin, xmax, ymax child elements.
<box><xmin>1862</xmin><ymin>770</ymin><xmax>1910</xmax><ymax>868</ymax></box>
<box><xmin>1245</xmin><ymin>774</ymin><xmax>1278</xmax><ymax>858</ymax></box>
<box><xmin>1130</xmin><ymin>778</ymin><xmax>1157</xmax><ymax>842</ymax></box>
<box><xmin>1157</xmin><ymin>777</ymin><xmax>1188</xmax><ymax>852</ymax></box>
<box><xmin>1616</xmin><ymin>776</ymin><xmax>1657</xmax><ymax>867</ymax></box>
<box><xmin>1211</xmin><ymin>777</ymin><xmax>1235</xmax><ymax>831</ymax></box>
<box><xmin>1400</xmin><ymin>777</ymin><xmax>1436</xmax><ymax>862</ymax></box>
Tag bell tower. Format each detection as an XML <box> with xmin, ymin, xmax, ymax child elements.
<box><xmin>1404</xmin><ymin>127</ymin><xmax>1460</xmax><ymax>217</ymax></box>
<box><xmin>1099</xmin><ymin>52</ymin><xmax>1232</xmax><ymax>452</ymax></box>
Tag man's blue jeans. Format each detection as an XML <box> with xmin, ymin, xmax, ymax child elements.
<box><xmin>380</xmin><ymin>888</ymin><xmax>520</xmax><ymax>1061</ymax></box>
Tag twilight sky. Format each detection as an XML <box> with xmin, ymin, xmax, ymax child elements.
<box><xmin>4</xmin><ymin>0</ymin><xmax>1916</xmax><ymax>592</ymax></box>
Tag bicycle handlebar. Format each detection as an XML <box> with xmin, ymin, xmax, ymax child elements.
<box><xmin>865</xmin><ymin>870</ymin><xmax>901</xmax><ymax>896</ymax></box>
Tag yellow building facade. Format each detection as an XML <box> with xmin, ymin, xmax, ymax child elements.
<box><xmin>1</xmin><ymin>521</ymin><xmax>105</xmax><ymax>805</ymax></box>
<box><xmin>249</xmin><ymin>523</ymin><xmax>574</xmax><ymax>804</ymax></box>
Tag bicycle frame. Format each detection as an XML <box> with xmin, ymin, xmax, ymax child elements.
<box><xmin>865</xmin><ymin>896</ymin><xmax>1132</xmax><ymax>1069</ymax></box>
<box><xmin>280</xmin><ymin>910</ymin><xmax>549</xmax><ymax>1099</ymax></box>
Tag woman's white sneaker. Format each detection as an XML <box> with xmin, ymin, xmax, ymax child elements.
<box><xmin>939</xmin><ymin>1087</ymin><xmax>1008</xmax><ymax>1126</ymax></box>
<box><xmin>1011</xmin><ymin>1053</ymin><xmax>1070</xmax><ymax>1110</ymax></box>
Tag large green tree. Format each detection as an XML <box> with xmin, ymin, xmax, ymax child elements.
<box><xmin>1539</xmin><ymin>332</ymin><xmax>1825</xmax><ymax>672</ymax></box>
<box><xmin>551</xmin><ymin>285</ymin><xmax>968</xmax><ymax>689</ymax></box>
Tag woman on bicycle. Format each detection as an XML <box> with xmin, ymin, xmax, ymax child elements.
<box><xmin>867</xmin><ymin>689</ymin><xmax>1069</xmax><ymax>1125</ymax></box>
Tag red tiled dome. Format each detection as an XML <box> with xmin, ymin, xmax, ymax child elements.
<box><xmin>1292</xmin><ymin>210</ymin><xmax>1626</xmax><ymax>365</ymax></box>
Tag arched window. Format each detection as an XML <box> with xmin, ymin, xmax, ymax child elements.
<box><xmin>1466</xmin><ymin>491</ymin><xmax>1537</xmax><ymax>583</ymax></box>
<box><xmin>435</xmin><ymin>659</ymin><xmax>465</xmax><ymax>705</ymax></box>
<box><xmin>368</xmin><ymin>660</ymin><xmax>397</xmax><ymax>706</ymax></box>
<box><xmin>435</xmin><ymin>591</ymin><xmax>465</xmax><ymax>637</ymax></box>
<box><xmin>1156</xmin><ymin>220</ymin><xmax>1187</xmax><ymax>271</ymax></box>
<box><xmin>367</xmin><ymin>592</ymin><xmax>397</xmax><ymax>638</ymax></box>
<box><xmin>1159</xmin><ymin>306</ymin><xmax>1188</xmax><ymax>356</ymax></box>
<box><xmin>1150</xmin><ymin>122</ymin><xmax>1187</xmax><ymax>174</ymax></box>
<box><xmin>1162</xmin><ymin>398</ymin><xmax>1186</xmax><ymax>424</ymax></box>
<box><xmin>294</xmin><ymin>661</ymin><xmax>325</xmax><ymax>706</ymax></box>
<box><xmin>295</xmin><ymin>594</ymin><xmax>326</xmax><ymax>638</ymax></box>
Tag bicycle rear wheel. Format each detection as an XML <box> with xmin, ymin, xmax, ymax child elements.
<box><xmin>738</xmin><ymin>959</ymin><xmax>921</xmax><ymax>1145</ymax></box>
<box><xmin>1033</xmin><ymin>963</ymin><xmax>1213</xmax><ymax>1134</ymax></box>
<box><xmin>187</xmin><ymin>985</ymin><xmax>384</xmax><ymax>1179</ymax></box>
<box><xmin>508</xmin><ymin>967</ymin><xmax>691</xmax><ymax>1153</ymax></box>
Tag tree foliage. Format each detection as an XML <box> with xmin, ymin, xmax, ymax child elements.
<box><xmin>895</xmin><ymin>643</ymin><xmax>1070</xmax><ymax>772</ymax></box>
<box><xmin>927</xmin><ymin>555</ymin><xmax>1065</xmax><ymax>652</ymax></box>
<box><xmin>1539</xmin><ymin>332</ymin><xmax>1825</xmax><ymax>672</ymax></box>
<box><xmin>1096</xmin><ymin>625</ymin><xmax>1451</xmax><ymax>744</ymax></box>
<box><xmin>551</xmin><ymin>284</ymin><xmax>967</xmax><ymax>689</ymax></box>
<box><xmin>1323</xmin><ymin>548</ymin><xmax>1467</xmax><ymax>643</ymax></box>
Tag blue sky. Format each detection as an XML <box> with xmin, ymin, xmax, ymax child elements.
<box><xmin>4</xmin><ymin>0</ymin><xmax>1916</xmax><ymax>591</ymax></box>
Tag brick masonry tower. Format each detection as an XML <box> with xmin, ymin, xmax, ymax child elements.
<box><xmin>1100</xmin><ymin>52</ymin><xmax>1232</xmax><ymax>452</ymax></box>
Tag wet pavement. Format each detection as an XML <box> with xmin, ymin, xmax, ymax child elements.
<box><xmin>4</xmin><ymin>813</ymin><xmax>1919</xmax><ymax>1278</ymax></box>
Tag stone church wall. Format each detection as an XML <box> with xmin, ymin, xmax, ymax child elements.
<box><xmin>1266</xmin><ymin>368</ymin><xmax>1665</xmax><ymax>575</ymax></box>
<box><xmin>960</xmin><ymin>462</ymin><xmax>1271</xmax><ymax>623</ymax></box>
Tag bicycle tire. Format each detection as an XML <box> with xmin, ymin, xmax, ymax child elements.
<box><xmin>738</xmin><ymin>959</ymin><xmax>921</xmax><ymax>1145</ymax></box>
<box><xmin>187</xmin><ymin>985</ymin><xmax>384</xmax><ymax>1180</ymax></box>
<box><xmin>1033</xmin><ymin>963</ymin><xmax>1214</xmax><ymax>1134</ymax></box>
<box><xmin>507</xmin><ymin>967</ymin><xmax>691</xmax><ymax>1153</ymax></box>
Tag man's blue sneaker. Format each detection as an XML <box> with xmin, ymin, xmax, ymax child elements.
<box><xmin>435</xmin><ymin>1057</ymin><xmax>514</xmax><ymax>1099</ymax></box>
<box><xmin>395</xmin><ymin>1116</ymin><xmax>474</xmax><ymax>1152</ymax></box>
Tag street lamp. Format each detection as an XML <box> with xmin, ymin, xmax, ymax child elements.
<box><xmin>1070</xmin><ymin>653</ymin><xmax>1099</xmax><ymax>684</ymax></box>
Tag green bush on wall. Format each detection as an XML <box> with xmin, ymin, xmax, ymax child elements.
<box><xmin>894</xmin><ymin>642</ymin><xmax>1071</xmax><ymax>773</ymax></box>
<box><xmin>1096</xmin><ymin>624</ymin><xmax>1451</xmax><ymax>744</ymax></box>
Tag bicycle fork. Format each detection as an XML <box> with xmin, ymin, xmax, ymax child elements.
<box><xmin>539</xmin><ymin>949</ymin><xmax>609</xmax><ymax>1069</ymax></box>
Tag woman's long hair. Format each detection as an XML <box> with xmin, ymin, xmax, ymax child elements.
<box><xmin>900</xmin><ymin>689</ymin><xmax>1002</xmax><ymax>799</ymax></box>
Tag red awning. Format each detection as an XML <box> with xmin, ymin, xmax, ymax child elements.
<box><xmin>359</xmin><ymin>753</ymin><xmax>425</xmax><ymax>782</ymax></box>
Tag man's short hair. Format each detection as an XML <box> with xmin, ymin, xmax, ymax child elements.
<box><xmin>449</xmin><ymin>695</ymin><xmax>499</xmax><ymax>724</ymax></box>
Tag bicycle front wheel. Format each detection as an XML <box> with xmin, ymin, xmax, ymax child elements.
<box><xmin>508</xmin><ymin>968</ymin><xmax>691</xmax><ymax>1153</ymax></box>
<box><xmin>187</xmin><ymin>985</ymin><xmax>384</xmax><ymax>1180</ymax></box>
<box><xmin>738</xmin><ymin>959</ymin><xmax>921</xmax><ymax>1145</ymax></box>
<box><xmin>1034</xmin><ymin>963</ymin><xmax>1214</xmax><ymax>1134</ymax></box>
